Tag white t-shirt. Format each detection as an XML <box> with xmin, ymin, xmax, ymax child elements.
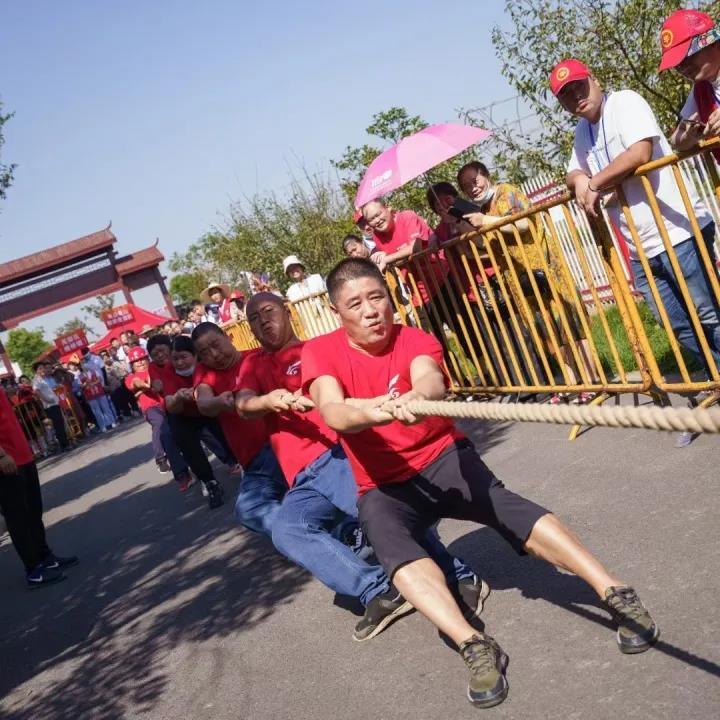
<box><xmin>680</xmin><ymin>76</ymin><xmax>720</xmax><ymax>119</ymax></box>
<box><xmin>567</xmin><ymin>89</ymin><xmax>712</xmax><ymax>259</ymax></box>
<box><xmin>286</xmin><ymin>273</ymin><xmax>326</xmax><ymax>303</ymax></box>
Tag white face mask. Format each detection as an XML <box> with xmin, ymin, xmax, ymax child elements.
<box><xmin>477</xmin><ymin>185</ymin><xmax>495</xmax><ymax>206</ymax></box>
<box><xmin>175</xmin><ymin>365</ymin><xmax>195</xmax><ymax>377</ymax></box>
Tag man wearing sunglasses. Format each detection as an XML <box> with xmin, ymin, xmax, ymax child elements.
<box><xmin>660</xmin><ymin>9</ymin><xmax>720</xmax><ymax>151</ymax></box>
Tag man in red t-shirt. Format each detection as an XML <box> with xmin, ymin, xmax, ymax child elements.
<box><xmin>191</xmin><ymin>322</ymin><xmax>279</xmax><ymax>536</ymax></box>
<box><xmin>235</xmin><ymin>293</ymin><xmax>486</xmax><ymax>641</ymax></box>
<box><xmin>0</xmin><ymin>387</ymin><xmax>78</xmax><ymax>587</ymax></box>
<box><xmin>302</xmin><ymin>258</ymin><xmax>659</xmax><ymax>709</ymax></box>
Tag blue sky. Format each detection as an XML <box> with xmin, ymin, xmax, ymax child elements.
<box><xmin>0</xmin><ymin>0</ymin><xmax>516</xmax><ymax>338</ymax></box>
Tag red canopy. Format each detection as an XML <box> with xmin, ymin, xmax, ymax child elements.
<box><xmin>90</xmin><ymin>304</ymin><xmax>170</xmax><ymax>352</ymax></box>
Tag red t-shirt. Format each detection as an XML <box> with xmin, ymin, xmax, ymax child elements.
<box><xmin>372</xmin><ymin>210</ymin><xmax>449</xmax><ymax>306</ymax></box>
<box><xmin>125</xmin><ymin>370</ymin><xmax>164</xmax><ymax>414</ymax></box>
<box><xmin>0</xmin><ymin>388</ymin><xmax>34</xmax><ymax>466</ymax></box>
<box><xmin>236</xmin><ymin>342</ymin><xmax>337</xmax><ymax>485</ymax></box>
<box><xmin>193</xmin><ymin>353</ymin><xmax>267</xmax><ymax>468</ymax></box>
<box><xmin>80</xmin><ymin>369</ymin><xmax>106</xmax><ymax>400</ymax></box>
<box><xmin>301</xmin><ymin>325</ymin><xmax>463</xmax><ymax>495</ymax></box>
<box><xmin>152</xmin><ymin>363</ymin><xmax>202</xmax><ymax>417</ymax></box>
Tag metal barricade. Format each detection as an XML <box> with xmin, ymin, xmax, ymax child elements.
<box><xmin>222</xmin><ymin>319</ymin><xmax>261</xmax><ymax>351</ymax></box>
<box><xmin>288</xmin><ymin>292</ymin><xmax>341</xmax><ymax>338</ymax></box>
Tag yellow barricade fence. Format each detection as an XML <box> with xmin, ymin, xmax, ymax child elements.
<box><xmin>387</xmin><ymin>140</ymin><xmax>720</xmax><ymax>400</ymax></box>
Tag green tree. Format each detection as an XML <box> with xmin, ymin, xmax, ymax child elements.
<box><xmin>55</xmin><ymin>317</ymin><xmax>94</xmax><ymax>339</ymax></box>
<box><xmin>168</xmin><ymin>272</ymin><xmax>209</xmax><ymax>304</ymax></box>
<box><xmin>0</xmin><ymin>99</ymin><xmax>15</xmax><ymax>202</ymax></box>
<box><xmin>332</xmin><ymin>106</ymin><xmax>479</xmax><ymax>220</ymax></box>
<box><xmin>81</xmin><ymin>294</ymin><xmax>115</xmax><ymax>320</ymax></box>
<box><xmin>476</xmin><ymin>0</ymin><xmax>720</xmax><ymax>183</ymax></box>
<box><xmin>5</xmin><ymin>328</ymin><xmax>52</xmax><ymax>375</ymax></box>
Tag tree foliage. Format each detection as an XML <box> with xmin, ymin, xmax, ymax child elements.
<box><xmin>0</xmin><ymin>99</ymin><xmax>15</xmax><ymax>203</ymax></box>
<box><xmin>55</xmin><ymin>317</ymin><xmax>94</xmax><ymax>338</ymax></box>
<box><xmin>475</xmin><ymin>0</ymin><xmax>720</xmax><ymax>183</ymax></box>
<box><xmin>170</xmin><ymin>170</ymin><xmax>352</xmax><ymax>293</ymax></box>
<box><xmin>169</xmin><ymin>272</ymin><xmax>209</xmax><ymax>304</ymax></box>
<box><xmin>81</xmin><ymin>294</ymin><xmax>115</xmax><ymax>320</ymax></box>
<box><xmin>5</xmin><ymin>328</ymin><xmax>52</xmax><ymax>375</ymax></box>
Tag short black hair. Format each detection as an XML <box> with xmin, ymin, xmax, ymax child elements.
<box><xmin>426</xmin><ymin>181</ymin><xmax>459</xmax><ymax>213</ymax></box>
<box><xmin>342</xmin><ymin>233</ymin><xmax>363</xmax><ymax>250</ymax></box>
<box><xmin>191</xmin><ymin>321</ymin><xmax>225</xmax><ymax>342</ymax></box>
<box><xmin>172</xmin><ymin>335</ymin><xmax>195</xmax><ymax>355</ymax></box>
<box><xmin>31</xmin><ymin>361</ymin><xmax>44</xmax><ymax>372</ymax></box>
<box><xmin>326</xmin><ymin>258</ymin><xmax>386</xmax><ymax>303</ymax></box>
<box><xmin>146</xmin><ymin>334</ymin><xmax>171</xmax><ymax>355</ymax></box>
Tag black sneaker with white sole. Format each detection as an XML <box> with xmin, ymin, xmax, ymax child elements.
<box><xmin>451</xmin><ymin>575</ymin><xmax>491</xmax><ymax>620</ymax></box>
<box><xmin>206</xmin><ymin>481</ymin><xmax>225</xmax><ymax>510</ymax></box>
<box><xmin>27</xmin><ymin>565</ymin><xmax>66</xmax><ymax>588</ymax></box>
<box><xmin>156</xmin><ymin>456</ymin><xmax>171</xmax><ymax>474</ymax></box>
<box><xmin>352</xmin><ymin>587</ymin><xmax>414</xmax><ymax>642</ymax></box>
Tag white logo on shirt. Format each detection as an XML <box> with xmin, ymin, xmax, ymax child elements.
<box><xmin>286</xmin><ymin>361</ymin><xmax>301</xmax><ymax>376</ymax></box>
<box><xmin>387</xmin><ymin>373</ymin><xmax>400</xmax><ymax>399</ymax></box>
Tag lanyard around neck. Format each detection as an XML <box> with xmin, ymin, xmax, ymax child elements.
<box><xmin>587</xmin><ymin>94</ymin><xmax>611</xmax><ymax>168</ymax></box>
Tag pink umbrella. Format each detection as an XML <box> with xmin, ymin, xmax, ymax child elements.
<box><xmin>354</xmin><ymin>123</ymin><xmax>493</xmax><ymax>208</ymax></box>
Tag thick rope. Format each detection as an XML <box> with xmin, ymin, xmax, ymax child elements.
<box><xmin>405</xmin><ymin>399</ymin><xmax>720</xmax><ymax>434</ymax></box>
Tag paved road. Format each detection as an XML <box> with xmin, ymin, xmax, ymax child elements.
<box><xmin>1</xmin><ymin>413</ymin><xmax>718</xmax><ymax>720</ymax></box>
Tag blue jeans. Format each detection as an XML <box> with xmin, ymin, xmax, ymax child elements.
<box><xmin>234</xmin><ymin>444</ymin><xmax>287</xmax><ymax>537</ymax></box>
<box><xmin>271</xmin><ymin>445</ymin><xmax>473</xmax><ymax>607</ymax></box>
<box><xmin>631</xmin><ymin>222</ymin><xmax>720</xmax><ymax>373</ymax></box>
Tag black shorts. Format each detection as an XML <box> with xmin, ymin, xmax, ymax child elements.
<box><xmin>357</xmin><ymin>439</ymin><xmax>549</xmax><ymax>579</ymax></box>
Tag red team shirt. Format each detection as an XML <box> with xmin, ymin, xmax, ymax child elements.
<box><xmin>372</xmin><ymin>210</ymin><xmax>449</xmax><ymax>306</ymax></box>
<box><xmin>236</xmin><ymin>341</ymin><xmax>337</xmax><ymax>485</ymax></box>
<box><xmin>0</xmin><ymin>388</ymin><xmax>35</xmax><ymax>466</ymax></box>
<box><xmin>193</xmin><ymin>353</ymin><xmax>267</xmax><ymax>468</ymax></box>
<box><xmin>150</xmin><ymin>362</ymin><xmax>201</xmax><ymax>417</ymax></box>
<box><xmin>125</xmin><ymin>369</ymin><xmax>164</xmax><ymax>414</ymax></box>
<box><xmin>301</xmin><ymin>325</ymin><xmax>463</xmax><ymax>495</ymax></box>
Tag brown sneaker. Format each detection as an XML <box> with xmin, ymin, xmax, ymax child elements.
<box><xmin>603</xmin><ymin>586</ymin><xmax>659</xmax><ymax>654</ymax></box>
<box><xmin>459</xmin><ymin>632</ymin><xmax>509</xmax><ymax>708</ymax></box>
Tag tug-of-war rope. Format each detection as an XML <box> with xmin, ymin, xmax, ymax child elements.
<box><xmin>405</xmin><ymin>399</ymin><xmax>720</xmax><ymax>434</ymax></box>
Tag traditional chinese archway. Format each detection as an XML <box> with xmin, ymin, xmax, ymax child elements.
<box><xmin>0</xmin><ymin>223</ymin><xmax>177</xmax><ymax>376</ymax></box>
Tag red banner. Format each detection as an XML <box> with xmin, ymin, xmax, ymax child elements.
<box><xmin>55</xmin><ymin>329</ymin><xmax>88</xmax><ymax>355</ymax></box>
<box><xmin>101</xmin><ymin>304</ymin><xmax>135</xmax><ymax>329</ymax></box>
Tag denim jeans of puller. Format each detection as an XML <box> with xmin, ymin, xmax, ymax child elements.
<box><xmin>234</xmin><ymin>443</ymin><xmax>287</xmax><ymax>537</ymax></box>
<box><xmin>271</xmin><ymin>445</ymin><xmax>474</xmax><ymax>607</ymax></box>
<box><xmin>631</xmin><ymin>222</ymin><xmax>720</xmax><ymax>373</ymax></box>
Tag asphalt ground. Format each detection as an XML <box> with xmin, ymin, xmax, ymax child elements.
<box><xmin>0</xmin><ymin>411</ymin><xmax>718</xmax><ymax>720</ymax></box>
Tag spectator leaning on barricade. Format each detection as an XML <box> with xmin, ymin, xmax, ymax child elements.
<box><xmin>551</xmin><ymin>58</ymin><xmax>720</xmax><ymax>376</ymax></box>
<box><xmin>302</xmin><ymin>257</ymin><xmax>659</xmax><ymax>709</ymax></box>
<box><xmin>0</xmin><ymin>385</ymin><xmax>78</xmax><ymax>588</ymax></box>
<box><xmin>342</xmin><ymin>233</ymin><xmax>372</xmax><ymax>259</ymax></box>
<box><xmin>31</xmin><ymin>361</ymin><xmax>70</xmax><ymax>452</ymax></box>
<box><xmin>282</xmin><ymin>255</ymin><xmax>327</xmax><ymax>303</ymax></box>
<box><xmin>455</xmin><ymin>164</ymin><xmax>601</xmax><ymax>403</ymax></box>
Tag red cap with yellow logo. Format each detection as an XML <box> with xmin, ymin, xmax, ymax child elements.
<box><xmin>658</xmin><ymin>9</ymin><xmax>715</xmax><ymax>72</ymax></box>
<box><xmin>549</xmin><ymin>59</ymin><xmax>591</xmax><ymax>96</ymax></box>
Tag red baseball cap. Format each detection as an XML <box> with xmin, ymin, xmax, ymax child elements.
<box><xmin>658</xmin><ymin>9</ymin><xmax>715</xmax><ymax>72</ymax></box>
<box><xmin>549</xmin><ymin>59</ymin><xmax>591</xmax><ymax>96</ymax></box>
<box><xmin>352</xmin><ymin>208</ymin><xmax>363</xmax><ymax>224</ymax></box>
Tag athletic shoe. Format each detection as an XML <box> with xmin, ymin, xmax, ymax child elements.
<box><xmin>27</xmin><ymin>565</ymin><xmax>66</xmax><ymax>588</ymax></box>
<box><xmin>451</xmin><ymin>575</ymin><xmax>491</xmax><ymax>620</ymax></box>
<box><xmin>459</xmin><ymin>633</ymin><xmax>509</xmax><ymax>708</ymax></box>
<box><xmin>228</xmin><ymin>463</ymin><xmax>243</xmax><ymax>477</ymax></box>
<box><xmin>177</xmin><ymin>473</ymin><xmax>195</xmax><ymax>492</ymax></box>
<box><xmin>352</xmin><ymin>587</ymin><xmax>414</xmax><ymax>642</ymax></box>
<box><xmin>201</xmin><ymin>483</ymin><xmax>209</xmax><ymax>497</ymax></box>
<box><xmin>206</xmin><ymin>481</ymin><xmax>225</xmax><ymax>510</ymax></box>
<box><xmin>156</xmin><ymin>457</ymin><xmax>171</xmax><ymax>474</ymax></box>
<box><xmin>603</xmin><ymin>586</ymin><xmax>659</xmax><ymax>654</ymax></box>
<box><xmin>43</xmin><ymin>553</ymin><xmax>79</xmax><ymax>570</ymax></box>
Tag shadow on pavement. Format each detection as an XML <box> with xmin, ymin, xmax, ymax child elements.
<box><xmin>0</xmin><ymin>452</ymin><xmax>309</xmax><ymax>719</ymax></box>
<box><xmin>448</xmin><ymin>528</ymin><xmax>720</xmax><ymax>679</ymax></box>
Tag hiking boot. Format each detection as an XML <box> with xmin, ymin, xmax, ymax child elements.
<box><xmin>27</xmin><ymin>564</ymin><xmax>66</xmax><ymax>588</ymax></box>
<box><xmin>603</xmin><ymin>586</ymin><xmax>659</xmax><ymax>654</ymax></box>
<box><xmin>352</xmin><ymin>587</ymin><xmax>414</xmax><ymax>642</ymax></box>
<box><xmin>206</xmin><ymin>481</ymin><xmax>225</xmax><ymax>510</ymax></box>
<box><xmin>451</xmin><ymin>575</ymin><xmax>491</xmax><ymax>621</ymax></box>
<box><xmin>43</xmin><ymin>553</ymin><xmax>79</xmax><ymax>570</ymax></box>
<box><xmin>156</xmin><ymin>456</ymin><xmax>171</xmax><ymax>474</ymax></box>
<box><xmin>459</xmin><ymin>633</ymin><xmax>509</xmax><ymax>708</ymax></box>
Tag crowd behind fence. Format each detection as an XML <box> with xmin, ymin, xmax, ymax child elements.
<box><xmin>223</xmin><ymin>141</ymin><xmax>720</xmax><ymax>408</ymax></box>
